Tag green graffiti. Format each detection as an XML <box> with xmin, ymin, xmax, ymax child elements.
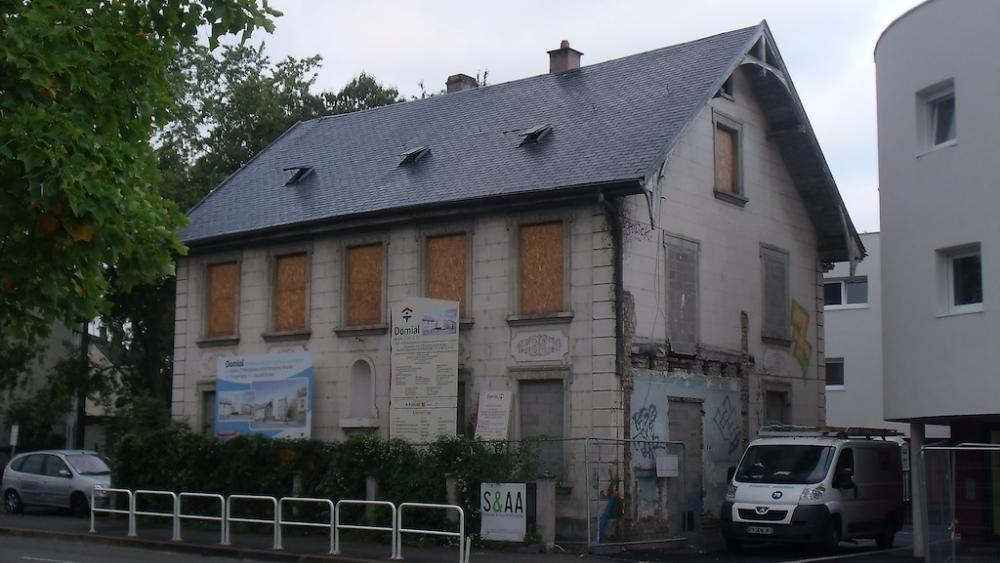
<box><xmin>790</xmin><ymin>299</ymin><xmax>812</xmax><ymax>378</ymax></box>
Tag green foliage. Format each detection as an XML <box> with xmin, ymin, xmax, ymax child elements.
<box><xmin>0</xmin><ymin>0</ymin><xmax>279</xmax><ymax>342</ymax></box>
<box><xmin>112</xmin><ymin>427</ymin><xmax>539</xmax><ymax>532</ymax></box>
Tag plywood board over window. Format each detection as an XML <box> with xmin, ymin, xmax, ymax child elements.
<box><xmin>715</xmin><ymin>125</ymin><xmax>738</xmax><ymax>193</ymax></box>
<box><xmin>519</xmin><ymin>222</ymin><xmax>564</xmax><ymax>315</ymax></box>
<box><xmin>206</xmin><ymin>262</ymin><xmax>237</xmax><ymax>337</ymax></box>
<box><xmin>346</xmin><ymin>243</ymin><xmax>383</xmax><ymax>326</ymax></box>
<box><xmin>273</xmin><ymin>253</ymin><xmax>307</xmax><ymax>332</ymax></box>
<box><xmin>427</xmin><ymin>233</ymin><xmax>467</xmax><ymax>317</ymax></box>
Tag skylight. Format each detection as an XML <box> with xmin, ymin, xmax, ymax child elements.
<box><xmin>283</xmin><ymin>166</ymin><xmax>314</xmax><ymax>185</ymax></box>
<box><xmin>399</xmin><ymin>146</ymin><xmax>430</xmax><ymax>165</ymax></box>
<box><xmin>518</xmin><ymin>124</ymin><xmax>552</xmax><ymax>146</ymax></box>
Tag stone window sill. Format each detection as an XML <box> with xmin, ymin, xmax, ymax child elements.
<box><xmin>334</xmin><ymin>324</ymin><xmax>388</xmax><ymax>337</ymax></box>
<box><xmin>340</xmin><ymin>417</ymin><xmax>379</xmax><ymax>429</ymax></box>
<box><xmin>713</xmin><ymin>189</ymin><xmax>748</xmax><ymax>208</ymax></box>
<box><xmin>261</xmin><ymin>329</ymin><xmax>312</xmax><ymax>342</ymax></box>
<box><xmin>506</xmin><ymin>312</ymin><xmax>574</xmax><ymax>327</ymax></box>
<box><xmin>196</xmin><ymin>335</ymin><xmax>240</xmax><ymax>348</ymax></box>
<box><xmin>761</xmin><ymin>335</ymin><xmax>792</xmax><ymax>348</ymax></box>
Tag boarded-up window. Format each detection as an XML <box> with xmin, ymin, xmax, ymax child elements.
<box><xmin>346</xmin><ymin>243</ymin><xmax>383</xmax><ymax>326</ymax></box>
<box><xmin>519</xmin><ymin>222</ymin><xmax>564</xmax><ymax>314</ymax></box>
<box><xmin>427</xmin><ymin>233</ymin><xmax>467</xmax><ymax>317</ymax></box>
<box><xmin>665</xmin><ymin>236</ymin><xmax>699</xmax><ymax>355</ymax></box>
<box><xmin>206</xmin><ymin>262</ymin><xmax>237</xmax><ymax>337</ymax></box>
<box><xmin>761</xmin><ymin>246</ymin><xmax>789</xmax><ymax>340</ymax></box>
<box><xmin>273</xmin><ymin>253</ymin><xmax>307</xmax><ymax>332</ymax></box>
<box><xmin>715</xmin><ymin>124</ymin><xmax>739</xmax><ymax>193</ymax></box>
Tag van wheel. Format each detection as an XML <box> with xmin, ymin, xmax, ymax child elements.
<box><xmin>821</xmin><ymin>518</ymin><xmax>841</xmax><ymax>553</ymax></box>
<box><xmin>70</xmin><ymin>492</ymin><xmax>90</xmax><ymax>517</ymax></box>
<box><xmin>725</xmin><ymin>539</ymin><xmax>743</xmax><ymax>553</ymax></box>
<box><xmin>4</xmin><ymin>490</ymin><xmax>23</xmax><ymax>514</ymax></box>
<box><xmin>876</xmin><ymin>517</ymin><xmax>896</xmax><ymax>549</ymax></box>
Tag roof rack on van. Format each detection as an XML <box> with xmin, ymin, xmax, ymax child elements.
<box><xmin>758</xmin><ymin>425</ymin><xmax>904</xmax><ymax>440</ymax></box>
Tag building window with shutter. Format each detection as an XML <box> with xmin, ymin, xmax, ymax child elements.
<box><xmin>712</xmin><ymin>112</ymin><xmax>746</xmax><ymax>206</ymax></box>
<box><xmin>345</xmin><ymin>242</ymin><xmax>384</xmax><ymax>327</ymax></box>
<box><xmin>517</xmin><ymin>221</ymin><xmax>565</xmax><ymax>315</ymax></box>
<box><xmin>664</xmin><ymin>234</ymin><xmax>700</xmax><ymax>355</ymax></box>
<box><xmin>205</xmin><ymin>261</ymin><xmax>238</xmax><ymax>338</ymax></box>
<box><xmin>271</xmin><ymin>252</ymin><xmax>309</xmax><ymax>333</ymax></box>
<box><xmin>426</xmin><ymin>232</ymin><xmax>468</xmax><ymax>317</ymax></box>
<box><xmin>761</xmin><ymin>244</ymin><xmax>790</xmax><ymax>342</ymax></box>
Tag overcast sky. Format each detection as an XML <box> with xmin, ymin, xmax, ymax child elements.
<box><xmin>249</xmin><ymin>0</ymin><xmax>924</xmax><ymax>233</ymax></box>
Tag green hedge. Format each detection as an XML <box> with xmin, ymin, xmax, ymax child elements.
<box><xmin>112</xmin><ymin>425</ymin><xmax>539</xmax><ymax>534</ymax></box>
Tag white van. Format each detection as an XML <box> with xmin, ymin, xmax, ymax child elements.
<box><xmin>720</xmin><ymin>434</ymin><xmax>905</xmax><ymax>553</ymax></box>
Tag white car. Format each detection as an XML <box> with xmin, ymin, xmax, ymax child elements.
<box><xmin>2</xmin><ymin>450</ymin><xmax>111</xmax><ymax>516</ymax></box>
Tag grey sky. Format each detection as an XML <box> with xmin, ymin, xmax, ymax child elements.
<box><xmin>250</xmin><ymin>0</ymin><xmax>923</xmax><ymax>233</ymax></box>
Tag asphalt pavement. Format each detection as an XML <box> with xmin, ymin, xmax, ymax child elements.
<box><xmin>0</xmin><ymin>507</ymin><xmax>921</xmax><ymax>563</ymax></box>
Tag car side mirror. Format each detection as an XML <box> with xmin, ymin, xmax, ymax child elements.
<box><xmin>58</xmin><ymin>469</ymin><xmax>72</xmax><ymax>478</ymax></box>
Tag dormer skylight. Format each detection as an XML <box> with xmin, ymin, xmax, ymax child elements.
<box><xmin>399</xmin><ymin>146</ymin><xmax>430</xmax><ymax>166</ymax></box>
<box><xmin>518</xmin><ymin>124</ymin><xmax>552</xmax><ymax>146</ymax></box>
<box><xmin>283</xmin><ymin>166</ymin><xmax>314</xmax><ymax>185</ymax></box>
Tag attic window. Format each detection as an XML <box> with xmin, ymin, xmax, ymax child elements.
<box><xmin>399</xmin><ymin>146</ymin><xmax>430</xmax><ymax>165</ymax></box>
<box><xmin>518</xmin><ymin>124</ymin><xmax>552</xmax><ymax>146</ymax></box>
<box><xmin>283</xmin><ymin>166</ymin><xmax>314</xmax><ymax>185</ymax></box>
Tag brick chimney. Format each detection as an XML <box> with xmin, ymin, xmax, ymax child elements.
<box><xmin>548</xmin><ymin>40</ymin><xmax>582</xmax><ymax>73</ymax></box>
<box><xmin>446</xmin><ymin>73</ymin><xmax>478</xmax><ymax>93</ymax></box>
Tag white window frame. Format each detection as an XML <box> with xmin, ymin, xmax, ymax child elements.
<box><xmin>825</xmin><ymin>358</ymin><xmax>845</xmax><ymax>391</ymax></box>
<box><xmin>938</xmin><ymin>243</ymin><xmax>983</xmax><ymax>316</ymax></box>
<box><xmin>917</xmin><ymin>79</ymin><xmax>957</xmax><ymax>155</ymax></box>
<box><xmin>823</xmin><ymin>276</ymin><xmax>869</xmax><ymax>310</ymax></box>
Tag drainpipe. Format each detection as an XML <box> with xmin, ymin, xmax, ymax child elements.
<box><xmin>599</xmin><ymin>190</ymin><xmax>629</xmax><ymax>533</ymax></box>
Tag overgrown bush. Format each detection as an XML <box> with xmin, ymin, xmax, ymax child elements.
<box><xmin>112</xmin><ymin>426</ymin><xmax>540</xmax><ymax>533</ymax></box>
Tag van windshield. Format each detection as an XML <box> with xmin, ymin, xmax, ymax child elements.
<box><xmin>735</xmin><ymin>445</ymin><xmax>835</xmax><ymax>484</ymax></box>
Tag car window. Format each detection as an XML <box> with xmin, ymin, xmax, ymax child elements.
<box><xmin>42</xmin><ymin>455</ymin><xmax>70</xmax><ymax>477</ymax></box>
<box><xmin>65</xmin><ymin>454</ymin><xmax>110</xmax><ymax>475</ymax></box>
<box><xmin>19</xmin><ymin>454</ymin><xmax>44</xmax><ymax>475</ymax></box>
<box><xmin>10</xmin><ymin>456</ymin><xmax>26</xmax><ymax>472</ymax></box>
<box><xmin>835</xmin><ymin>447</ymin><xmax>854</xmax><ymax>476</ymax></box>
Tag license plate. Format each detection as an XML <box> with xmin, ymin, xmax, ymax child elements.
<box><xmin>747</xmin><ymin>526</ymin><xmax>773</xmax><ymax>535</ymax></box>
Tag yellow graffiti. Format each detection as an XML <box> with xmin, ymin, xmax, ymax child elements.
<box><xmin>790</xmin><ymin>300</ymin><xmax>811</xmax><ymax>377</ymax></box>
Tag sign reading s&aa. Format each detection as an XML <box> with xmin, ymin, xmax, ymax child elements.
<box><xmin>480</xmin><ymin>482</ymin><xmax>526</xmax><ymax>541</ymax></box>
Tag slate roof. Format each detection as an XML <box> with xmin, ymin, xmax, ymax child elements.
<box><xmin>182</xmin><ymin>25</ymin><xmax>759</xmax><ymax>243</ymax></box>
<box><xmin>180</xmin><ymin>22</ymin><xmax>862</xmax><ymax>263</ymax></box>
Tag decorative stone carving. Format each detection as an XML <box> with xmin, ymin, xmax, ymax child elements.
<box><xmin>511</xmin><ymin>330</ymin><xmax>569</xmax><ymax>363</ymax></box>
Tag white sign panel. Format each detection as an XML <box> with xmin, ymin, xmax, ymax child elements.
<box><xmin>480</xmin><ymin>482</ymin><xmax>527</xmax><ymax>541</ymax></box>
<box><xmin>9</xmin><ymin>424</ymin><xmax>18</xmax><ymax>447</ymax></box>
<box><xmin>390</xmin><ymin>297</ymin><xmax>459</xmax><ymax>442</ymax></box>
<box><xmin>215</xmin><ymin>352</ymin><xmax>312</xmax><ymax>439</ymax></box>
<box><xmin>475</xmin><ymin>391</ymin><xmax>512</xmax><ymax>441</ymax></box>
<box><xmin>656</xmin><ymin>453</ymin><xmax>679</xmax><ymax>478</ymax></box>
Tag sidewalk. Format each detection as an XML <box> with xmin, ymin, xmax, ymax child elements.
<box><xmin>0</xmin><ymin>508</ymin><xmax>630</xmax><ymax>563</ymax></box>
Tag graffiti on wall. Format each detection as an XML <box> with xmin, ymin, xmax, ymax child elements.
<box><xmin>711</xmin><ymin>395</ymin><xmax>740</xmax><ymax>455</ymax></box>
<box><xmin>631</xmin><ymin>404</ymin><xmax>663</xmax><ymax>460</ymax></box>
<box><xmin>790</xmin><ymin>299</ymin><xmax>812</xmax><ymax>378</ymax></box>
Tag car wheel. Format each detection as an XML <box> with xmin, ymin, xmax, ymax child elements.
<box><xmin>4</xmin><ymin>489</ymin><xmax>23</xmax><ymax>514</ymax></box>
<box><xmin>70</xmin><ymin>492</ymin><xmax>90</xmax><ymax>518</ymax></box>
<box><xmin>821</xmin><ymin>518</ymin><xmax>841</xmax><ymax>553</ymax></box>
<box><xmin>876</xmin><ymin>516</ymin><xmax>896</xmax><ymax>549</ymax></box>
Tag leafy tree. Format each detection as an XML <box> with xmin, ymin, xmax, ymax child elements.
<box><xmin>0</xmin><ymin>0</ymin><xmax>279</xmax><ymax>343</ymax></box>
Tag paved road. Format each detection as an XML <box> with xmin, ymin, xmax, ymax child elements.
<box><xmin>0</xmin><ymin>534</ymin><xmax>266</xmax><ymax>563</ymax></box>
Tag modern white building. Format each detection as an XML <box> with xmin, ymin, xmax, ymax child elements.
<box><xmin>876</xmin><ymin>0</ymin><xmax>1000</xmax><ymax>555</ymax></box>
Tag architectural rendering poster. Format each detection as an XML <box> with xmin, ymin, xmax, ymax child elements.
<box><xmin>215</xmin><ymin>352</ymin><xmax>312</xmax><ymax>439</ymax></box>
<box><xmin>390</xmin><ymin>297</ymin><xmax>459</xmax><ymax>442</ymax></box>
<box><xmin>475</xmin><ymin>390</ymin><xmax>512</xmax><ymax>440</ymax></box>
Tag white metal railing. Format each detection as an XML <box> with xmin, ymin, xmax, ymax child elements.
<box><xmin>277</xmin><ymin>497</ymin><xmax>335</xmax><ymax>552</ymax></box>
<box><xmin>133</xmin><ymin>490</ymin><xmax>180</xmax><ymax>541</ymax></box>
<box><xmin>178</xmin><ymin>492</ymin><xmax>227</xmax><ymax>544</ymax></box>
<box><xmin>90</xmin><ymin>486</ymin><xmax>135</xmax><ymax>537</ymax></box>
<box><xmin>85</xmin><ymin>488</ymin><xmax>469</xmax><ymax>561</ymax></box>
<box><xmin>397</xmin><ymin>502</ymin><xmax>467</xmax><ymax>563</ymax></box>
<box><xmin>226</xmin><ymin>495</ymin><xmax>280</xmax><ymax>550</ymax></box>
<box><xmin>334</xmin><ymin>499</ymin><xmax>399</xmax><ymax>559</ymax></box>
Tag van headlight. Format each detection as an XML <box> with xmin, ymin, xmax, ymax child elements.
<box><xmin>725</xmin><ymin>483</ymin><xmax>738</xmax><ymax>502</ymax></box>
<box><xmin>800</xmin><ymin>485</ymin><xmax>826</xmax><ymax>502</ymax></box>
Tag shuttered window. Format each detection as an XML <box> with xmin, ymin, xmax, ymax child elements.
<box><xmin>346</xmin><ymin>243</ymin><xmax>383</xmax><ymax>326</ymax></box>
<box><xmin>715</xmin><ymin>124</ymin><xmax>739</xmax><ymax>193</ymax></box>
<box><xmin>518</xmin><ymin>222</ymin><xmax>564</xmax><ymax>315</ymax></box>
<box><xmin>272</xmin><ymin>253</ymin><xmax>307</xmax><ymax>332</ymax></box>
<box><xmin>665</xmin><ymin>236</ymin><xmax>699</xmax><ymax>355</ymax></box>
<box><xmin>761</xmin><ymin>246</ymin><xmax>790</xmax><ymax>341</ymax></box>
<box><xmin>426</xmin><ymin>233</ymin><xmax>467</xmax><ymax>317</ymax></box>
<box><xmin>206</xmin><ymin>262</ymin><xmax>238</xmax><ymax>337</ymax></box>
